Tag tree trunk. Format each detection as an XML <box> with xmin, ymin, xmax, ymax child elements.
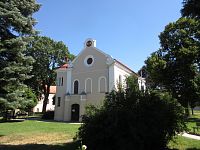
<box><xmin>185</xmin><ymin>107</ymin><xmax>190</xmax><ymax>117</ymax></box>
<box><xmin>42</xmin><ymin>83</ymin><xmax>50</xmax><ymax>113</ymax></box>
<box><xmin>3</xmin><ymin>110</ymin><xmax>8</xmax><ymax>121</ymax></box>
<box><xmin>191</xmin><ymin>108</ymin><xmax>194</xmax><ymax>115</ymax></box>
<box><xmin>12</xmin><ymin>110</ymin><xmax>15</xmax><ymax>119</ymax></box>
<box><xmin>185</xmin><ymin>101</ymin><xmax>191</xmax><ymax>117</ymax></box>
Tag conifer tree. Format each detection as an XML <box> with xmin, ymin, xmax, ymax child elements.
<box><xmin>181</xmin><ymin>0</ymin><xmax>200</xmax><ymax>19</ymax></box>
<box><xmin>0</xmin><ymin>0</ymin><xmax>40</xmax><ymax>118</ymax></box>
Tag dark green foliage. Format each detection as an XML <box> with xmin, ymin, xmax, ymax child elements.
<box><xmin>181</xmin><ymin>0</ymin><xmax>200</xmax><ymax>18</ymax></box>
<box><xmin>25</xmin><ymin>36</ymin><xmax>74</xmax><ymax>112</ymax></box>
<box><xmin>145</xmin><ymin>0</ymin><xmax>200</xmax><ymax>114</ymax></box>
<box><xmin>78</xmin><ymin>77</ymin><xmax>186</xmax><ymax>150</ymax></box>
<box><xmin>42</xmin><ymin>111</ymin><xmax>54</xmax><ymax>120</ymax></box>
<box><xmin>0</xmin><ymin>0</ymin><xmax>40</xmax><ymax>118</ymax></box>
<box><xmin>145</xmin><ymin>17</ymin><xmax>200</xmax><ymax>114</ymax></box>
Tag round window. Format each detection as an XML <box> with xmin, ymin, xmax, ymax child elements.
<box><xmin>87</xmin><ymin>58</ymin><xmax>93</xmax><ymax>65</ymax></box>
<box><xmin>86</xmin><ymin>41</ymin><xmax>92</xmax><ymax>47</ymax></box>
<box><xmin>84</xmin><ymin>55</ymin><xmax>94</xmax><ymax>67</ymax></box>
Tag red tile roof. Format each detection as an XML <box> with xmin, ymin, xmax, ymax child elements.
<box><xmin>59</xmin><ymin>64</ymin><xmax>68</xmax><ymax>69</ymax></box>
<box><xmin>49</xmin><ymin>86</ymin><xmax>56</xmax><ymax>94</ymax></box>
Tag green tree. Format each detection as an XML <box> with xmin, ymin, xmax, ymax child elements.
<box><xmin>145</xmin><ymin>18</ymin><xmax>200</xmax><ymax>115</ymax></box>
<box><xmin>181</xmin><ymin>0</ymin><xmax>200</xmax><ymax>18</ymax></box>
<box><xmin>26</xmin><ymin>36</ymin><xmax>74</xmax><ymax>113</ymax></box>
<box><xmin>19</xmin><ymin>88</ymin><xmax>38</xmax><ymax>113</ymax></box>
<box><xmin>78</xmin><ymin>76</ymin><xmax>186</xmax><ymax>150</ymax></box>
<box><xmin>0</xmin><ymin>0</ymin><xmax>40</xmax><ymax>119</ymax></box>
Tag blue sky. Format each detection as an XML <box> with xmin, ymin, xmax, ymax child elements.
<box><xmin>34</xmin><ymin>0</ymin><xmax>183</xmax><ymax>71</ymax></box>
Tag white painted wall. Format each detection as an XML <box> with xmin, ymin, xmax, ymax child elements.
<box><xmin>54</xmin><ymin>69</ymin><xmax>67</xmax><ymax>120</ymax></box>
<box><xmin>109</xmin><ymin>64</ymin><xmax>115</xmax><ymax>92</ymax></box>
<box><xmin>138</xmin><ymin>77</ymin><xmax>146</xmax><ymax>91</ymax></box>
<box><xmin>113</xmin><ymin>63</ymin><xmax>132</xmax><ymax>89</ymax></box>
<box><xmin>33</xmin><ymin>93</ymin><xmax>55</xmax><ymax>112</ymax></box>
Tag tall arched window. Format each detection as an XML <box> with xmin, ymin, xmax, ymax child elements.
<box><xmin>74</xmin><ymin>80</ymin><xmax>79</xmax><ymax>94</ymax></box>
<box><xmin>99</xmin><ymin>77</ymin><xmax>107</xmax><ymax>93</ymax></box>
<box><xmin>119</xmin><ymin>75</ymin><xmax>122</xmax><ymax>85</ymax></box>
<box><xmin>85</xmin><ymin>78</ymin><xmax>92</xmax><ymax>94</ymax></box>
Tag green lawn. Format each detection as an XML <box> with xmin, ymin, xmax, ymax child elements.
<box><xmin>167</xmin><ymin>110</ymin><xmax>200</xmax><ymax>150</ymax></box>
<box><xmin>168</xmin><ymin>136</ymin><xmax>200</xmax><ymax>150</ymax></box>
<box><xmin>0</xmin><ymin>120</ymin><xmax>79</xmax><ymax>136</ymax></box>
<box><xmin>1</xmin><ymin>114</ymin><xmax>200</xmax><ymax>150</ymax></box>
<box><xmin>0</xmin><ymin>120</ymin><xmax>80</xmax><ymax>147</ymax></box>
<box><xmin>0</xmin><ymin>142</ymin><xmax>80</xmax><ymax>150</ymax></box>
<box><xmin>186</xmin><ymin>110</ymin><xmax>200</xmax><ymax>135</ymax></box>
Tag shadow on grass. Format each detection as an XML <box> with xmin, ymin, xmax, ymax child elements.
<box><xmin>186</xmin><ymin>117</ymin><xmax>200</xmax><ymax>123</ymax></box>
<box><xmin>0</xmin><ymin>141</ymin><xmax>80</xmax><ymax>150</ymax></box>
<box><xmin>0</xmin><ymin>119</ymin><xmax>25</xmax><ymax>123</ymax></box>
<box><xmin>27</xmin><ymin>118</ymin><xmax>82</xmax><ymax>124</ymax></box>
<box><xmin>186</xmin><ymin>149</ymin><xmax>200</xmax><ymax>150</ymax></box>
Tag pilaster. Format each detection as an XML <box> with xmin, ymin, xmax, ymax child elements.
<box><xmin>66</xmin><ymin>68</ymin><xmax>72</xmax><ymax>94</ymax></box>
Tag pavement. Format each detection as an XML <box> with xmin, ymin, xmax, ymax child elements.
<box><xmin>182</xmin><ymin>133</ymin><xmax>200</xmax><ymax>140</ymax></box>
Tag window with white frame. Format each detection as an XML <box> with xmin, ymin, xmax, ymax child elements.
<box><xmin>99</xmin><ymin>77</ymin><xmax>106</xmax><ymax>93</ymax></box>
<box><xmin>119</xmin><ymin>75</ymin><xmax>122</xmax><ymax>85</ymax></box>
<box><xmin>74</xmin><ymin>80</ymin><xmax>79</xmax><ymax>94</ymax></box>
<box><xmin>85</xmin><ymin>78</ymin><xmax>92</xmax><ymax>94</ymax></box>
<box><xmin>57</xmin><ymin>77</ymin><xmax>63</xmax><ymax>86</ymax></box>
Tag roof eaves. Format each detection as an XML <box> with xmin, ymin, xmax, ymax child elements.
<box><xmin>114</xmin><ymin>59</ymin><xmax>138</xmax><ymax>76</ymax></box>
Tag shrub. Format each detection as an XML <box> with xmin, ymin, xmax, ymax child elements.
<box><xmin>42</xmin><ymin>111</ymin><xmax>54</xmax><ymax>120</ymax></box>
<box><xmin>78</xmin><ymin>76</ymin><xmax>187</xmax><ymax>150</ymax></box>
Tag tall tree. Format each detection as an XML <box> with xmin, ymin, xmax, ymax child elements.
<box><xmin>0</xmin><ymin>0</ymin><xmax>40</xmax><ymax>118</ymax></box>
<box><xmin>145</xmin><ymin>17</ymin><xmax>200</xmax><ymax>115</ymax></box>
<box><xmin>181</xmin><ymin>0</ymin><xmax>200</xmax><ymax>18</ymax></box>
<box><xmin>26</xmin><ymin>36</ymin><xmax>74</xmax><ymax>113</ymax></box>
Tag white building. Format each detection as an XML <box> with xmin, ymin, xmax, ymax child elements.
<box><xmin>33</xmin><ymin>86</ymin><xmax>56</xmax><ymax>112</ymax></box>
<box><xmin>54</xmin><ymin>39</ymin><xmax>146</xmax><ymax>121</ymax></box>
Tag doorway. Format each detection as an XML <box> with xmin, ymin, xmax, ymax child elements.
<box><xmin>71</xmin><ymin>104</ymin><xmax>80</xmax><ymax>121</ymax></box>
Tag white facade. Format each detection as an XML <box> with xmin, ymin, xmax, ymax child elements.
<box><xmin>33</xmin><ymin>89</ymin><xmax>56</xmax><ymax>112</ymax></box>
<box><xmin>54</xmin><ymin>39</ymin><xmax>146</xmax><ymax>121</ymax></box>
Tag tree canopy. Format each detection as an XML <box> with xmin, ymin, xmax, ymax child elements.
<box><xmin>145</xmin><ymin>18</ymin><xmax>200</xmax><ymax>114</ymax></box>
<box><xmin>0</xmin><ymin>0</ymin><xmax>40</xmax><ymax>117</ymax></box>
<box><xmin>25</xmin><ymin>36</ymin><xmax>74</xmax><ymax>112</ymax></box>
<box><xmin>145</xmin><ymin>0</ymin><xmax>200</xmax><ymax>114</ymax></box>
<box><xmin>181</xmin><ymin>0</ymin><xmax>200</xmax><ymax>18</ymax></box>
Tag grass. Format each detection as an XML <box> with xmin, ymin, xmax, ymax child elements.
<box><xmin>0</xmin><ymin>120</ymin><xmax>80</xmax><ymax>145</ymax></box>
<box><xmin>0</xmin><ymin>142</ymin><xmax>81</xmax><ymax>150</ymax></box>
<box><xmin>186</xmin><ymin>110</ymin><xmax>200</xmax><ymax>135</ymax></box>
<box><xmin>0</xmin><ymin>110</ymin><xmax>200</xmax><ymax>150</ymax></box>
<box><xmin>168</xmin><ymin>136</ymin><xmax>200</xmax><ymax>150</ymax></box>
<box><xmin>167</xmin><ymin>110</ymin><xmax>200</xmax><ymax>150</ymax></box>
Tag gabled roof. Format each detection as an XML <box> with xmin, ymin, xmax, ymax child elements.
<box><xmin>71</xmin><ymin>46</ymin><xmax>112</xmax><ymax>65</ymax></box>
<box><xmin>57</xmin><ymin>39</ymin><xmax>138</xmax><ymax>76</ymax></box>
<box><xmin>114</xmin><ymin>59</ymin><xmax>138</xmax><ymax>76</ymax></box>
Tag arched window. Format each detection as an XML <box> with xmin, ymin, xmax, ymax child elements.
<box><xmin>99</xmin><ymin>77</ymin><xmax>107</xmax><ymax>93</ymax></box>
<box><xmin>74</xmin><ymin>80</ymin><xmax>79</xmax><ymax>94</ymax></box>
<box><xmin>85</xmin><ymin>78</ymin><xmax>92</xmax><ymax>94</ymax></box>
<box><xmin>119</xmin><ymin>75</ymin><xmax>122</xmax><ymax>85</ymax></box>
